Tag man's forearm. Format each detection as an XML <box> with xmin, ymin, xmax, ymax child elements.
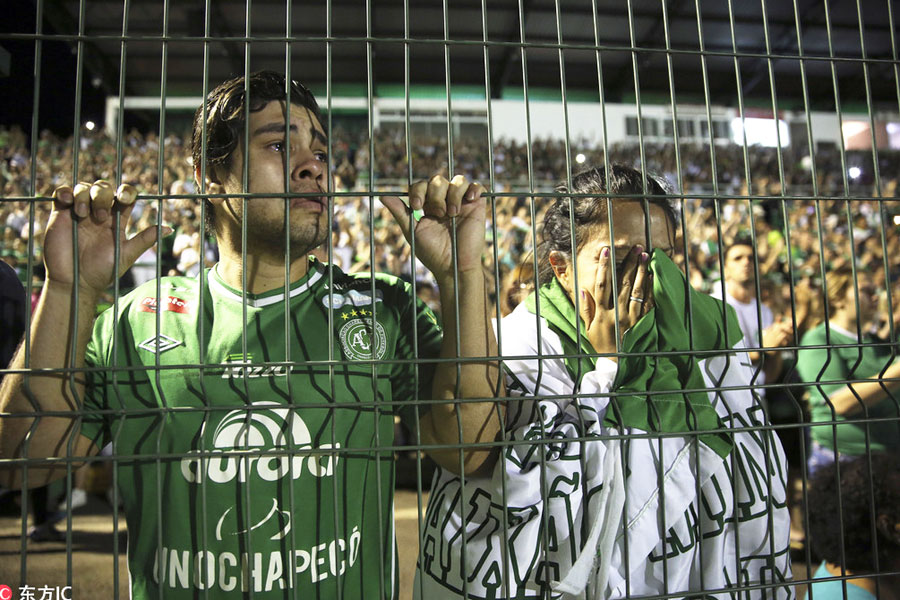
<box><xmin>829</xmin><ymin>360</ymin><xmax>900</xmax><ymax>416</ymax></box>
<box><xmin>425</xmin><ymin>270</ymin><xmax>504</xmax><ymax>475</ymax></box>
<box><xmin>0</xmin><ymin>282</ymin><xmax>99</xmax><ymax>485</ymax></box>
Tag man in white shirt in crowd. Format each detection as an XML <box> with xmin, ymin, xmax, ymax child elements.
<box><xmin>711</xmin><ymin>237</ymin><xmax>793</xmax><ymax>398</ymax></box>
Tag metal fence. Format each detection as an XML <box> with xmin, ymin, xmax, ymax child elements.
<box><xmin>1</xmin><ymin>0</ymin><xmax>899</xmax><ymax>599</ymax></box>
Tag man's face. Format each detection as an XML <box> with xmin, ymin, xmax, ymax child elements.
<box><xmin>724</xmin><ymin>244</ymin><xmax>756</xmax><ymax>286</ymax></box>
<box><xmin>848</xmin><ymin>274</ymin><xmax>880</xmax><ymax>324</ymax></box>
<box><xmin>217</xmin><ymin>100</ymin><xmax>329</xmax><ymax>260</ymax></box>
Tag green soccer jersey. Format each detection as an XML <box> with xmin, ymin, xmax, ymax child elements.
<box><xmin>82</xmin><ymin>258</ymin><xmax>442</xmax><ymax>599</ymax></box>
<box><xmin>797</xmin><ymin>322</ymin><xmax>900</xmax><ymax>455</ymax></box>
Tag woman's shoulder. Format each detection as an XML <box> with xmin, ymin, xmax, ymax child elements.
<box><xmin>497</xmin><ymin>302</ymin><xmax>558</xmax><ymax>354</ymax></box>
<box><xmin>800</xmin><ymin>322</ymin><xmax>834</xmax><ymax>345</ymax></box>
<box><xmin>496</xmin><ymin>302</ymin><xmax>579</xmax><ymax>387</ymax></box>
<box><xmin>801</xmin><ymin>322</ymin><xmax>858</xmax><ymax>346</ymax></box>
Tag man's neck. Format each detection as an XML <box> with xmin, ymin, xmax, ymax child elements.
<box><xmin>217</xmin><ymin>247</ymin><xmax>311</xmax><ymax>295</ymax></box>
<box><xmin>725</xmin><ymin>279</ymin><xmax>755</xmax><ymax>304</ymax></box>
<box><xmin>829</xmin><ymin>310</ymin><xmax>858</xmax><ymax>334</ymax></box>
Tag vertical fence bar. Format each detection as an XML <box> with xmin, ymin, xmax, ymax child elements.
<box><xmin>509</xmin><ymin>0</ymin><xmax>556</xmax><ymax>586</ymax></box>
<box><xmin>19</xmin><ymin>0</ymin><xmax>44</xmax><ymax>584</ymax></box>
<box><xmin>788</xmin><ymin>0</ymin><xmax>819</xmax><ymax>586</ymax></box>
<box><xmin>478</xmin><ymin>3</ymin><xmax>512</xmax><ymax>598</ymax></box>
<box><xmin>240</xmin><ymin>1</ymin><xmax>255</xmax><ymax>597</ymax></box>
<box><xmin>109</xmin><ymin>1</ymin><xmax>134</xmax><ymax>595</ymax></box>
<box><xmin>281</xmin><ymin>6</ymin><xmax>305</xmax><ymax>600</ymax></box>
<box><xmin>62</xmin><ymin>0</ymin><xmax>90</xmax><ymax>586</ymax></box>
<box><xmin>552</xmin><ymin>5</ymin><xmax>599</xmax><ymax>599</ymax></box>
<box><xmin>853</xmin><ymin>3</ymin><xmax>886</xmax><ymax>597</ymax></box>
<box><xmin>819</xmin><ymin>5</ymin><xmax>851</xmax><ymax>566</ymax></box>
<box><xmin>153</xmin><ymin>2</ymin><xmax>172</xmax><ymax>599</ymax></box>
<box><xmin>754</xmin><ymin>5</ymin><xmax>787</xmax><ymax>593</ymax></box>
<box><xmin>588</xmin><ymin>4</ymin><xmax>630</xmax><ymax>592</ymax></box>
<box><xmin>195</xmin><ymin>1</ymin><xmax>214</xmax><ymax>598</ymax></box>
<box><xmin>362</xmin><ymin>1</ymin><xmax>389</xmax><ymax>596</ymax></box>
<box><xmin>660</xmin><ymin>1</ymin><xmax>708</xmax><ymax>595</ymax></box>
<box><xmin>438</xmin><ymin>0</ymin><xmax>473</xmax><ymax>594</ymax></box>
<box><xmin>696</xmin><ymin>1</ymin><xmax>748</xmax><ymax>594</ymax></box>
<box><xmin>405</xmin><ymin>2</ymin><xmax>430</xmax><ymax>598</ymax></box>
<box><xmin>626</xmin><ymin>1</ymin><xmax>670</xmax><ymax>595</ymax></box>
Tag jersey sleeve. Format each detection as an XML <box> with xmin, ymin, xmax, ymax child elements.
<box><xmin>390</xmin><ymin>287</ymin><xmax>443</xmax><ymax>429</ymax></box>
<box><xmin>80</xmin><ymin>308</ymin><xmax>114</xmax><ymax>448</ymax></box>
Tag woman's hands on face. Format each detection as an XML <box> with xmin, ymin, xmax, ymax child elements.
<box><xmin>577</xmin><ymin>245</ymin><xmax>652</xmax><ymax>359</ymax></box>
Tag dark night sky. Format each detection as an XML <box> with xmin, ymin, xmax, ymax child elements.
<box><xmin>0</xmin><ymin>1</ymin><xmax>108</xmax><ymax>138</ymax></box>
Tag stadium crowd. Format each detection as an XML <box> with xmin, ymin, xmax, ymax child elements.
<box><xmin>2</xmin><ymin>122</ymin><xmax>898</xmax><ymax>340</ymax></box>
<box><xmin>2</xmin><ymin>114</ymin><xmax>900</xmax><ymax>597</ymax></box>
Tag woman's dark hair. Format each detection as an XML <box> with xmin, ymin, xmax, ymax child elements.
<box><xmin>824</xmin><ymin>266</ymin><xmax>857</xmax><ymax>312</ymax></box>
<box><xmin>190</xmin><ymin>70</ymin><xmax>325</xmax><ymax>233</ymax></box>
<box><xmin>808</xmin><ymin>453</ymin><xmax>900</xmax><ymax>572</ymax></box>
<box><xmin>536</xmin><ymin>164</ymin><xmax>677</xmax><ymax>286</ymax></box>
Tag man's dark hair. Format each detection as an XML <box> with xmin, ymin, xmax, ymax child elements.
<box><xmin>536</xmin><ymin>164</ymin><xmax>677</xmax><ymax>286</ymax></box>
<box><xmin>808</xmin><ymin>454</ymin><xmax>900</xmax><ymax>572</ymax></box>
<box><xmin>725</xmin><ymin>234</ymin><xmax>756</xmax><ymax>262</ymax></box>
<box><xmin>190</xmin><ymin>70</ymin><xmax>325</xmax><ymax>233</ymax></box>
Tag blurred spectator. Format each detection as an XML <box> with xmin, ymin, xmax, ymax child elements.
<box><xmin>0</xmin><ymin>261</ymin><xmax>25</xmax><ymax>390</ymax></box>
<box><xmin>806</xmin><ymin>453</ymin><xmax>900</xmax><ymax>599</ymax></box>
<box><xmin>797</xmin><ymin>268</ymin><xmax>900</xmax><ymax>477</ymax></box>
<box><xmin>710</xmin><ymin>236</ymin><xmax>793</xmax><ymax>398</ymax></box>
<box><xmin>499</xmin><ymin>250</ymin><xmax>536</xmax><ymax>317</ymax></box>
<box><xmin>0</xmin><ymin>261</ymin><xmax>61</xmax><ymax>542</ymax></box>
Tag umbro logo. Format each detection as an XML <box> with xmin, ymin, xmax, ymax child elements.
<box><xmin>138</xmin><ymin>334</ymin><xmax>183</xmax><ymax>354</ymax></box>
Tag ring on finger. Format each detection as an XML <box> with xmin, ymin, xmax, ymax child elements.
<box><xmin>630</xmin><ymin>296</ymin><xmax>644</xmax><ymax>304</ymax></box>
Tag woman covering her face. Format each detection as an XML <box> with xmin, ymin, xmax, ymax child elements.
<box><xmin>416</xmin><ymin>165</ymin><xmax>793</xmax><ymax>599</ymax></box>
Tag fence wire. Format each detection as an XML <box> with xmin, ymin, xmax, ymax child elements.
<box><xmin>0</xmin><ymin>0</ymin><xmax>899</xmax><ymax>599</ymax></box>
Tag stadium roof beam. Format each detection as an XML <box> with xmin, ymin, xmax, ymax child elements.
<box><xmin>42</xmin><ymin>0</ymin><xmax>123</xmax><ymax>99</ymax></box>
<box><xmin>379</xmin><ymin>0</ymin><xmax>898</xmax><ymax>36</ymax></box>
<box><xmin>606</xmin><ymin>0</ymin><xmax>691</xmax><ymax>102</ymax></box>
<box><xmin>489</xmin><ymin>0</ymin><xmax>536</xmax><ymax>99</ymax></box>
<box><xmin>207</xmin><ymin>2</ymin><xmax>243</xmax><ymax>75</ymax></box>
<box><xmin>739</xmin><ymin>0</ymin><xmax>820</xmax><ymax>98</ymax></box>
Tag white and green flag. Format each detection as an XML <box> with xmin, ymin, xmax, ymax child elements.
<box><xmin>417</xmin><ymin>251</ymin><xmax>793</xmax><ymax>599</ymax></box>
